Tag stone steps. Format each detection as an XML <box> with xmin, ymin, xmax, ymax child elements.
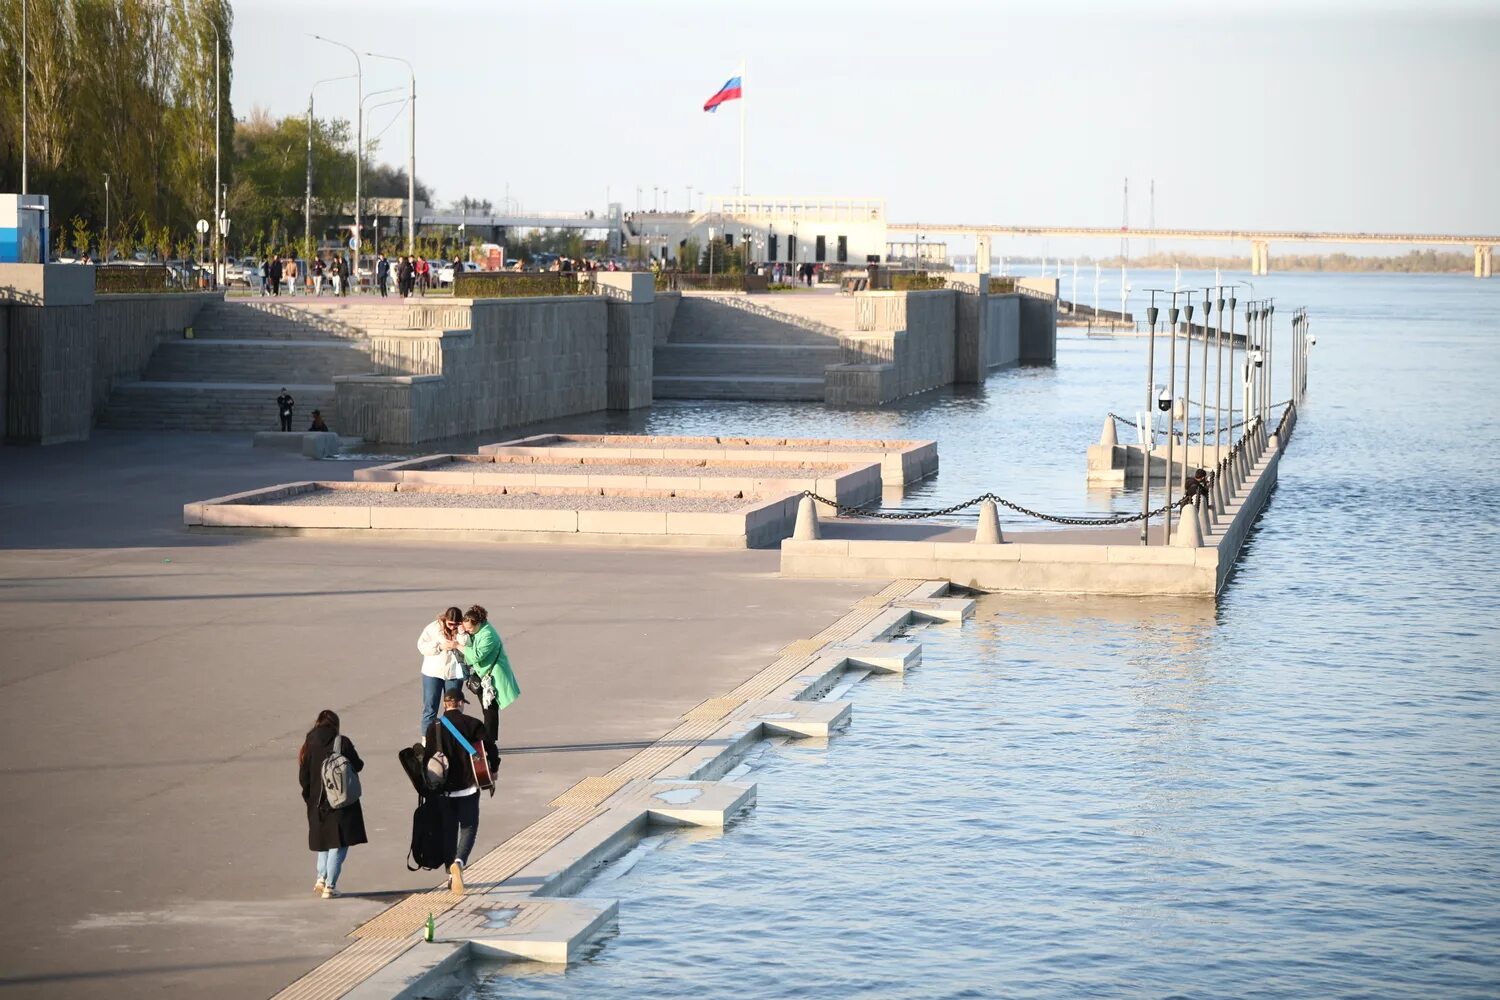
<box><xmin>143</xmin><ymin>340</ymin><xmax>373</xmax><ymax>383</ymax></box>
<box><xmin>652</xmin><ymin>375</ymin><xmax>825</xmax><ymax>402</ymax></box>
<box><xmin>654</xmin><ymin>343</ymin><xmax>841</xmax><ymax>378</ymax></box>
<box><xmin>98</xmin><ymin>383</ymin><xmax>338</xmax><ymax>432</ymax></box>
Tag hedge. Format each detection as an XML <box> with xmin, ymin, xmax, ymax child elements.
<box><xmin>95</xmin><ymin>265</ymin><xmax>173</xmax><ymax>293</ymax></box>
<box><xmin>453</xmin><ymin>271</ymin><xmax>595</xmax><ymax>298</ymax></box>
<box><xmin>890</xmin><ymin>272</ymin><xmax>947</xmax><ymax>291</ymax></box>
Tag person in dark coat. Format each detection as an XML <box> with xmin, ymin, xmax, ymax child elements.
<box><xmin>423</xmin><ymin>688</ymin><xmax>490</xmax><ymax>894</ymax></box>
<box><xmin>376</xmin><ymin>254</ymin><xmax>390</xmax><ymax>297</ymax></box>
<box><xmin>298</xmin><ymin>709</ymin><xmax>367</xmax><ymax>898</ymax></box>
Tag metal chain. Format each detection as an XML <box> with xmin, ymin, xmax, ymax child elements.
<box><xmin>802</xmin><ymin>418</ymin><xmax>1274</xmax><ymax>527</ymax></box>
<box><xmin>803</xmin><ymin>488</ymin><xmax>1198</xmax><ymax>526</ymax></box>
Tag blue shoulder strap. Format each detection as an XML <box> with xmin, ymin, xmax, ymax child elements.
<box><xmin>439</xmin><ymin>714</ymin><xmax>478</xmax><ymax>757</ymax></box>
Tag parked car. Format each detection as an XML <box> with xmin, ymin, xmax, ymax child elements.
<box><xmin>436</xmin><ymin>261</ymin><xmax>480</xmax><ymax>286</ymax></box>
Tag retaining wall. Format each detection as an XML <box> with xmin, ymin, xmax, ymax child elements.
<box><xmin>336</xmin><ymin>297</ymin><xmax>610</xmax><ymax>444</ymax></box>
<box><xmin>1</xmin><ymin>264</ymin><xmax>218</xmax><ymax>444</ymax></box>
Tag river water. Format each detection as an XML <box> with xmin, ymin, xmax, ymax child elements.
<box><xmin>468</xmin><ymin>270</ymin><xmax>1500</xmax><ymax>998</ymax></box>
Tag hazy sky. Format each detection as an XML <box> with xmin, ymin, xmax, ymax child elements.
<box><xmin>231</xmin><ymin>1</ymin><xmax>1497</xmax><ymax>241</ymax></box>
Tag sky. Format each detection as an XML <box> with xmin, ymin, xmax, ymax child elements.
<box><xmin>230</xmin><ymin>0</ymin><xmax>1498</xmax><ymax>251</ymax></box>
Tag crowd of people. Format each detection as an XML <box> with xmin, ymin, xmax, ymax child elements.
<box><xmin>297</xmin><ymin>604</ymin><xmax>520</xmax><ymax>898</ymax></box>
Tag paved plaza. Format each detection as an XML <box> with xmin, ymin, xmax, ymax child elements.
<box><xmin>0</xmin><ymin>432</ymin><xmax>878</xmax><ymax>999</ymax></box>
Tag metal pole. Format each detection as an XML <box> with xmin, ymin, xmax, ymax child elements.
<box><xmin>305</xmin><ymin>93</ymin><xmax>313</xmax><ymax>264</ymax></box>
<box><xmin>1180</xmin><ymin>296</ymin><xmax>1194</xmax><ymax>495</ymax></box>
<box><xmin>1226</xmin><ymin>290</ymin><xmax>1237</xmax><ymax>454</ymax></box>
<box><xmin>20</xmin><ymin>0</ymin><xmax>27</xmax><ymax>194</ymax></box>
<box><xmin>1214</xmin><ymin>285</ymin><xmax>1225</xmax><ymax>464</ymax></box>
<box><xmin>103</xmin><ymin>174</ymin><xmax>109</xmax><ymax>262</ymax></box>
<box><xmin>365</xmin><ymin>52</ymin><xmax>416</xmax><ymax>253</ymax></box>
<box><xmin>311</xmin><ymin>36</ymin><xmax>361</xmax><ymax>286</ymax></box>
<box><xmin>1141</xmin><ymin>290</ymin><xmax>1161</xmax><ymax>543</ymax></box>
<box><xmin>1200</xmin><ymin>288</ymin><xmax>1211</xmax><ymax>466</ymax></box>
<box><xmin>1164</xmin><ymin>292</ymin><xmax>1181</xmax><ymax>541</ymax></box>
<box><xmin>213</xmin><ymin>25</ymin><xmax>220</xmax><ymax>287</ymax></box>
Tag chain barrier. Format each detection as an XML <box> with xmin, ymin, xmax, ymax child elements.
<box><xmin>801</xmin><ymin>415</ymin><xmax>1279</xmax><ymax>528</ymax></box>
<box><xmin>1108</xmin><ymin>401</ymin><xmax>1291</xmax><ymax>441</ymax></box>
<box><xmin>802</xmin><ymin>488</ymin><xmax>1196</xmax><ymax>527</ymax></box>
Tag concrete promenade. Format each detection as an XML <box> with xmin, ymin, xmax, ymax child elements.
<box><xmin>0</xmin><ymin>432</ymin><xmax>878</xmax><ymax>999</ymax></box>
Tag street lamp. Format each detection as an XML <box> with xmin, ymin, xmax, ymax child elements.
<box><xmin>364</xmin><ymin>51</ymin><xmax>417</xmax><ymax>254</ymax></box>
<box><xmin>102</xmin><ymin>173</ymin><xmax>110</xmax><ymax>262</ymax></box>
<box><xmin>307</xmin><ymin>74</ymin><xmax>356</xmax><ymax>265</ymax></box>
<box><xmin>1141</xmin><ymin>288</ymin><xmax>1164</xmax><ymax>543</ymax></box>
<box><xmin>310</xmin><ymin>35</ymin><xmax>362</xmax><ymax>283</ymax></box>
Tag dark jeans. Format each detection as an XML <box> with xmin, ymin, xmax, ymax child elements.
<box><xmin>442</xmin><ymin>793</ymin><xmax>480</xmax><ymax>867</ymax></box>
<box><xmin>280</xmin><ymin>412</ymin><xmax>292</xmax><ymax>432</ymax></box>
<box><xmin>482</xmin><ymin>701</ymin><xmax>501</xmax><ymax>770</ymax></box>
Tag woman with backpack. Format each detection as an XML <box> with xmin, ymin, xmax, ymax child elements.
<box><xmin>298</xmin><ymin>709</ymin><xmax>367</xmax><ymax>898</ymax></box>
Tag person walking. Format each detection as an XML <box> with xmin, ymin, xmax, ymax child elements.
<box><xmin>269</xmin><ymin>254</ymin><xmax>283</xmax><ymax>296</ymax></box>
<box><xmin>423</xmin><ymin>688</ymin><xmax>490</xmax><ymax>894</ymax></box>
<box><xmin>312</xmin><ymin>256</ymin><xmax>325</xmax><ymax>296</ymax></box>
<box><xmin>417</xmin><ymin>607</ymin><xmax>469</xmax><ymax>738</ymax></box>
<box><xmin>376</xmin><ymin>254</ymin><xmax>390</xmax><ymax>298</ymax></box>
<box><xmin>284</xmin><ymin>255</ymin><xmax>299</xmax><ymax>295</ymax></box>
<box><xmin>299</xmin><ymin>709</ymin><xmax>367</xmax><ymax>899</ymax></box>
<box><xmin>397</xmin><ymin>255</ymin><xmax>414</xmax><ymax>298</ymax></box>
<box><xmin>413</xmin><ymin>256</ymin><xmax>430</xmax><ymax>296</ymax></box>
<box><xmin>276</xmin><ymin>387</ymin><xmax>295</xmax><ymax>432</ymax></box>
<box><xmin>458</xmin><ymin>604</ymin><xmax>519</xmax><ymax>774</ymax></box>
<box><xmin>330</xmin><ymin>256</ymin><xmax>344</xmax><ymax>297</ymax></box>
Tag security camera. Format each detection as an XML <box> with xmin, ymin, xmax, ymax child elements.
<box><xmin>1307</xmin><ymin>334</ymin><xmax>1317</xmax><ymax>346</ymax></box>
<box><xmin>1250</xmin><ymin>349</ymin><xmax>1264</xmax><ymax>368</ymax></box>
<box><xmin>1157</xmin><ymin>388</ymin><xmax>1172</xmax><ymax>413</ymax></box>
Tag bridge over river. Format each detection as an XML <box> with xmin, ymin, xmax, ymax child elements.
<box><xmin>886</xmin><ymin>223</ymin><xmax>1499</xmax><ymax>277</ymax></box>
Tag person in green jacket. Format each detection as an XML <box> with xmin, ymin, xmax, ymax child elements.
<box><xmin>458</xmin><ymin>604</ymin><xmax>519</xmax><ymax>771</ymax></box>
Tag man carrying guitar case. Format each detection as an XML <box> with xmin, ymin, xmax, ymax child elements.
<box><xmin>419</xmin><ymin>687</ymin><xmax>494</xmax><ymax>894</ymax></box>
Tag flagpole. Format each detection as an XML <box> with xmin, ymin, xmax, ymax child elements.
<box><xmin>738</xmin><ymin>58</ymin><xmax>746</xmax><ymax>198</ymax></box>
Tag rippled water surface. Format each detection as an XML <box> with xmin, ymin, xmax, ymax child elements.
<box><xmin>469</xmin><ymin>271</ymin><xmax>1500</xmax><ymax>998</ymax></box>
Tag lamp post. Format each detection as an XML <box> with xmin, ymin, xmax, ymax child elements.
<box><xmin>1213</xmin><ymin>285</ymin><xmax>1225</xmax><ymax>464</ymax></box>
<box><xmin>307</xmin><ymin>74</ymin><xmax>356</xmax><ymax>266</ymax></box>
<box><xmin>1199</xmin><ymin>288</ymin><xmax>1212</xmax><ymax>459</ymax></box>
<box><xmin>310</xmin><ymin>35</ymin><xmax>362</xmax><ymax>283</ymax></box>
<box><xmin>365</xmin><ymin>51</ymin><xmax>416</xmax><ymax>254</ymax></box>
<box><xmin>1180</xmin><ymin>292</ymin><xmax>1196</xmax><ymax>497</ymax></box>
<box><xmin>1164</xmin><ymin>289</ymin><xmax>1186</xmax><ymax>541</ymax></box>
<box><xmin>102</xmin><ymin>173</ymin><xmax>110</xmax><ymax>262</ymax></box>
<box><xmin>218</xmin><ymin>208</ymin><xmax>231</xmax><ymax>286</ymax></box>
<box><xmin>1141</xmin><ymin>288</ymin><xmax>1163</xmax><ymax>543</ymax></box>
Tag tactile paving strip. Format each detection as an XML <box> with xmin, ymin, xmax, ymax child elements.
<box><xmin>549</xmin><ymin>775</ymin><xmax>632</xmax><ymax>808</ymax></box>
<box><xmin>269</xmin><ymin>936</ymin><xmax>416</xmax><ymax>1000</ymax></box>
<box><xmin>275</xmin><ymin>577</ymin><xmax>934</xmax><ymax>996</ymax></box>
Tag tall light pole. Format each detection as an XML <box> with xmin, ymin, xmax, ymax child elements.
<box><xmin>307</xmin><ymin>75</ymin><xmax>356</xmax><ymax>265</ymax></box>
<box><xmin>311</xmin><ymin>35</ymin><xmax>362</xmax><ymax>280</ymax></box>
<box><xmin>103</xmin><ymin>174</ymin><xmax>110</xmax><ymax>262</ymax></box>
<box><xmin>365</xmin><ymin>51</ymin><xmax>416</xmax><ymax>254</ymax></box>
<box><xmin>1141</xmin><ymin>289</ymin><xmax>1163</xmax><ymax>543</ymax></box>
<box><xmin>20</xmin><ymin>0</ymin><xmax>26</xmax><ymax>194</ymax></box>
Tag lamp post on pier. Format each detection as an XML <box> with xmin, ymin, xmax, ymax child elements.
<box><xmin>1141</xmin><ymin>288</ymin><xmax>1164</xmax><ymax>544</ymax></box>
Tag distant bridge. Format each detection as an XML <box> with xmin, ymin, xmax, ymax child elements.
<box><xmin>885</xmin><ymin>223</ymin><xmax>1498</xmax><ymax>277</ymax></box>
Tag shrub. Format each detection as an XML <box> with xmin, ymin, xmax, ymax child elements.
<box><xmin>891</xmin><ymin>272</ymin><xmax>947</xmax><ymax>291</ymax></box>
<box><xmin>95</xmin><ymin>265</ymin><xmax>174</xmax><ymax>293</ymax></box>
<box><xmin>453</xmin><ymin>271</ymin><xmax>595</xmax><ymax>298</ymax></box>
<box><xmin>987</xmin><ymin>276</ymin><xmax>1017</xmax><ymax>294</ymax></box>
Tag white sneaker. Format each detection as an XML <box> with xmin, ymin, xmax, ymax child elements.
<box><xmin>449</xmin><ymin>861</ymin><xmax>465</xmax><ymax>895</ymax></box>
<box><xmin>322</xmin><ymin>885</ymin><xmax>338</xmax><ymax>899</ymax></box>
<box><xmin>314</xmin><ymin>878</ymin><xmax>326</xmax><ymax>896</ymax></box>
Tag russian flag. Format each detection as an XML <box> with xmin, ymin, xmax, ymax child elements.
<box><xmin>703</xmin><ymin>76</ymin><xmax>743</xmax><ymax>113</ymax></box>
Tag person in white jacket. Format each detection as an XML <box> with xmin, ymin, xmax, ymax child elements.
<box><xmin>418</xmin><ymin>607</ymin><xmax>469</xmax><ymax>737</ymax></box>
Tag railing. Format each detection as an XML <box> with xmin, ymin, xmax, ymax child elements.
<box><xmin>658</xmin><ymin>273</ymin><xmax>769</xmax><ymax>293</ymax></box>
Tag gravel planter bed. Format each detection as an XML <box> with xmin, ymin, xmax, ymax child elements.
<box><xmin>276</xmin><ymin>489</ymin><xmax>752</xmax><ymax>513</ymax></box>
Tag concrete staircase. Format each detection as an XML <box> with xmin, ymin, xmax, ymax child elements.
<box><xmin>653</xmin><ymin>291</ymin><xmax>853</xmax><ymax>402</ymax></box>
<box><xmin>98</xmin><ymin>299</ymin><xmax>414</xmax><ymax>431</ymax></box>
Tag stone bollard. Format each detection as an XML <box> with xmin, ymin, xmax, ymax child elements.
<box><xmin>974</xmin><ymin>499</ymin><xmax>1003</xmax><ymax>544</ymax></box>
<box><xmin>1198</xmin><ymin>494</ymin><xmax>1213</xmax><ymax>538</ymax></box>
<box><xmin>1174</xmin><ymin>501</ymin><xmax>1204</xmax><ymax>547</ymax></box>
<box><xmin>1267</xmin><ymin>433</ymin><xmax>1280</xmax><ymax>453</ymax></box>
<box><xmin>1213</xmin><ymin>465</ymin><xmax>1230</xmax><ymax>514</ymax></box>
<box><xmin>793</xmin><ymin>495</ymin><xmax>821</xmax><ymax>540</ymax></box>
<box><xmin>1099</xmin><ymin>416</ymin><xmax>1118</xmax><ymax>449</ymax></box>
